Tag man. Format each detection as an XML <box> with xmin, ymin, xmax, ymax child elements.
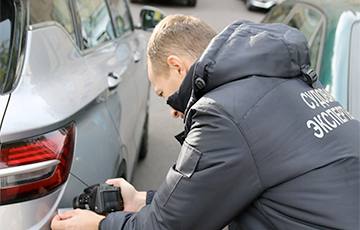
<box><xmin>51</xmin><ymin>14</ymin><xmax>360</xmax><ymax>230</ymax></box>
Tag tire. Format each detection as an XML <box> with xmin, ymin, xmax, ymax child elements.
<box><xmin>117</xmin><ymin>161</ymin><xmax>127</xmax><ymax>179</ymax></box>
<box><xmin>187</xmin><ymin>0</ymin><xmax>196</xmax><ymax>7</ymax></box>
<box><xmin>138</xmin><ymin>113</ymin><xmax>149</xmax><ymax>160</ymax></box>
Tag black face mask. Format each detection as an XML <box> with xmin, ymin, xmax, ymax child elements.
<box><xmin>166</xmin><ymin>65</ymin><xmax>195</xmax><ymax>114</ymax></box>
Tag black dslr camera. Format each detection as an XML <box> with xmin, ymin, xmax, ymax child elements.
<box><xmin>73</xmin><ymin>183</ymin><xmax>124</xmax><ymax>214</ymax></box>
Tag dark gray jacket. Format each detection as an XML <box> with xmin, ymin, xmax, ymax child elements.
<box><xmin>101</xmin><ymin>20</ymin><xmax>360</xmax><ymax>230</ymax></box>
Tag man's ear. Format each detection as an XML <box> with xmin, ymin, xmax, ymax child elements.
<box><xmin>167</xmin><ymin>55</ymin><xmax>186</xmax><ymax>78</ymax></box>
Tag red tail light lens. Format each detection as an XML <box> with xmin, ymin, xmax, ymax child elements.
<box><xmin>0</xmin><ymin>122</ymin><xmax>75</xmax><ymax>205</ymax></box>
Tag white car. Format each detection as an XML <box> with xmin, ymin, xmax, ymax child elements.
<box><xmin>0</xmin><ymin>0</ymin><xmax>164</xmax><ymax>229</ymax></box>
<box><xmin>245</xmin><ymin>0</ymin><xmax>285</xmax><ymax>10</ymax></box>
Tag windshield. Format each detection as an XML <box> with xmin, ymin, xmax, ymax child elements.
<box><xmin>0</xmin><ymin>0</ymin><xmax>14</xmax><ymax>89</ymax></box>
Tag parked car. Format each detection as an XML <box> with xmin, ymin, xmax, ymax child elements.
<box><xmin>130</xmin><ymin>0</ymin><xmax>197</xmax><ymax>7</ymax></box>
<box><xmin>244</xmin><ymin>0</ymin><xmax>285</xmax><ymax>11</ymax></box>
<box><xmin>0</xmin><ymin>0</ymin><xmax>164</xmax><ymax>229</ymax></box>
<box><xmin>262</xmin><ymin>0</ymin><xmax>360</xmax><ymax>120</ymax></box>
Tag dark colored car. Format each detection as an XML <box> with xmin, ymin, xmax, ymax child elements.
<box><xmin>262</xmin><ymin>0</ymin><xmax>360</xmax><ymax>120</ymax></box>
<box><xmin>130</xmin><ymin>0</ymin><xmax>197</xmax><ymax>7</ymax></box>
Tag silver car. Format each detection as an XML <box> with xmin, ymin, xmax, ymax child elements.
<box><xmin>0</xmin><ymin>0</ymin><xmax>164</xmax><ymax>229</ymax></box>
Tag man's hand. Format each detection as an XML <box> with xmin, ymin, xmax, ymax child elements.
<box><xmin>106</xmin><ymin>178</ymin><xmax>146</xmax><ymax>212</ymax></box>
<box><xmin>51</xmin><ymin>209</ymin><xmax>105</xmax><ymax>230</ymax></box>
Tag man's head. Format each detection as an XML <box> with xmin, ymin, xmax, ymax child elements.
<box><xmin>147</xmin><ymin>14</ymin><xmax>217</xmax><ymax>117</ymax></box>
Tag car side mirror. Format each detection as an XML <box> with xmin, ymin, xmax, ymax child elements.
<box><xmin>139</xmin><ymin>6</ymin><xmax>166</xmax><ymax>31</ymax></box>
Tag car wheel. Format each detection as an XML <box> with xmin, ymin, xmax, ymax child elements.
<box><xmin>138</xmin><ymin>113</ymin><xmax>149</xmax><ymax>160</ymax></box>
<box><xmin>246</xmin><ymin>0</ymin><xmax>255</xmax><ymax>10</ymax></box>
<box><xmin>187</xmin><ymin>0</ymin><xmax>196</xmax><ymax>7</ymax></box>
<box><xmin>117</xmin><ymin>161</ymin><xmax>127</xmax><ymax>179</ymax></box>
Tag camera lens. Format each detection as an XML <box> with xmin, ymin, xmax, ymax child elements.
<box><xmin>73</xmin><ymin>195</ymin><xmax>86</xmax><ymax>209</ymax></box>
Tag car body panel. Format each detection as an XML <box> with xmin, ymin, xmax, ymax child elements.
<box><xmin>0</xmin><ymin>26</ymin><xmax>105</xmax><ymax>142</ymax></box>
<box><xmin>84</xmin><ymin>35</ymin><xmax>141</xmax><ymax>179</ymax></box>
<box><xmin>0</xmin><ymin>0</ymin><xmax>161</xmax><ymax>229</ymax></box>
<box><xmin>58</xmin><ymin>94</ymin><xmax>123</xmax><ymax>206</ymax></box>
<box><xmin>0</xmin><ymin>181</ymin><xmax>68</xmax><ymax>230</ymax></box>
<box><xmin>0</xmin><ymin>21</ymin><xmax>125</xmax><ymax>217</ymax></box>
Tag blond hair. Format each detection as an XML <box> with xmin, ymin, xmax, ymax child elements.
<box><xmin>147</xmin><ymin>14</ymin><xmax>217</xmax><ymax>77</ymax></box>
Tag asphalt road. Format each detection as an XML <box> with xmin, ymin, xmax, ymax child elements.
<box><xmin>130</xmin><ymin>0</ymin><xmax>266</xmax><ymax>191</ymax></box>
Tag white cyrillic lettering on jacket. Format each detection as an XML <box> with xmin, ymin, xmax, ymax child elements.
<box><xmin>307</xmin><ymin>120</ymin><xmax>324</xmax><ymax>138</ymax></box>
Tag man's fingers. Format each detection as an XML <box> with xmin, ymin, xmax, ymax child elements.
<box><xmin>106</xmin><ymin>178</ymin><xmax>125</xmax><ymax>187</ymax></box>
<box><xmin>51</xmin><ymin>215</ymin><xmax>65</xmax><ymax>230</ymax></box>
<box><xmin>51</xmin><ymin>211</ymin><xmax>76</xmax><ymax>230</ymax></box>
<box><xmin>57</xmin><ymin>209</ymin><xmax>79</xmax><ymax>220</ymax></box>
<box><xmin>105</xmin><ymin>178</ymin><xmax>116</xmax><ymax>184</ymax></box>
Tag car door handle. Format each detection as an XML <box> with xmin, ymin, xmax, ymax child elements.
<box><xmin>108</xmin><ymin>72</ymin><xmax>122</xmax><ymax>90</ymax></box>
<box><xmin>134</xmin><ymin>51</ymin><xmax>141</xmax><ymax>63</ymax></box>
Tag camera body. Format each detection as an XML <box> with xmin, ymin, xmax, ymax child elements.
<box><xmin>73</xmin><ymin>183</ymin><xmax>124</xmax><ymax>214</ymax></box>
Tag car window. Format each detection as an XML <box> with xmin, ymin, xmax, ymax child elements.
<box><xmin>287</xmin><ymin>6</ymin><xmax>322</xmax><ymax>42</ymax></box>
<box><xmin>74</xmin><ymin>0</ymin><xmax>115</xmax><ymax>49</ymax></box>
<box><xmin>0</xmin><ymin>0</ymin><xmax>13</xmax><ymax>88</ymax></box>
<box><xmin>30</xmin><ymin>0</ymin><xmax>76</xmax><ymax>43</ymax></box>
<box><xmin>348</xmin><ymin>20</ymin><xmax>360</xmax><ymax>120</ymax></box>
<box><xmin>107</xmin><ymin>0</ymin><xmax>133</xmax><ymax>37</ymax></box>
<box><xmin>262</xmin><ymin>4</ymin><xmax>294</xmax><ymax>23</ymax></box>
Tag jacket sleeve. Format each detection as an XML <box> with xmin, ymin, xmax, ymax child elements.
<box><xmin>100</xmin><ymin>103</ymin><xmax>263</xmax><ymax>230</ymax></box>
<box><xmin>146</xmin><ymin>190</ymin><xmax>156</xmax><ymax>205</ymax></box>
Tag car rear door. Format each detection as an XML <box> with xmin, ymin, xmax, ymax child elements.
<box><xmin>107</xmin><ymin>0</ymin><xmax>150</xmax><ymax>174</ymax></box>
<box><xmin>71</xmin><ymin>0</ymin><xmax>141</xmax><ymax>179</ymax></box>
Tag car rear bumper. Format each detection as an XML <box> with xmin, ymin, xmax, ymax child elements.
<box><xmin>0</xmin><ymin>180</ymin><xmax>68</xmax><ymax>230</ymax></box>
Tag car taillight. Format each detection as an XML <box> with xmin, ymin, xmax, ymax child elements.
<box><xmin>0</xmin><ymin>122</ymin><xmax>75</xmax><ymax>205</ymax></box>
